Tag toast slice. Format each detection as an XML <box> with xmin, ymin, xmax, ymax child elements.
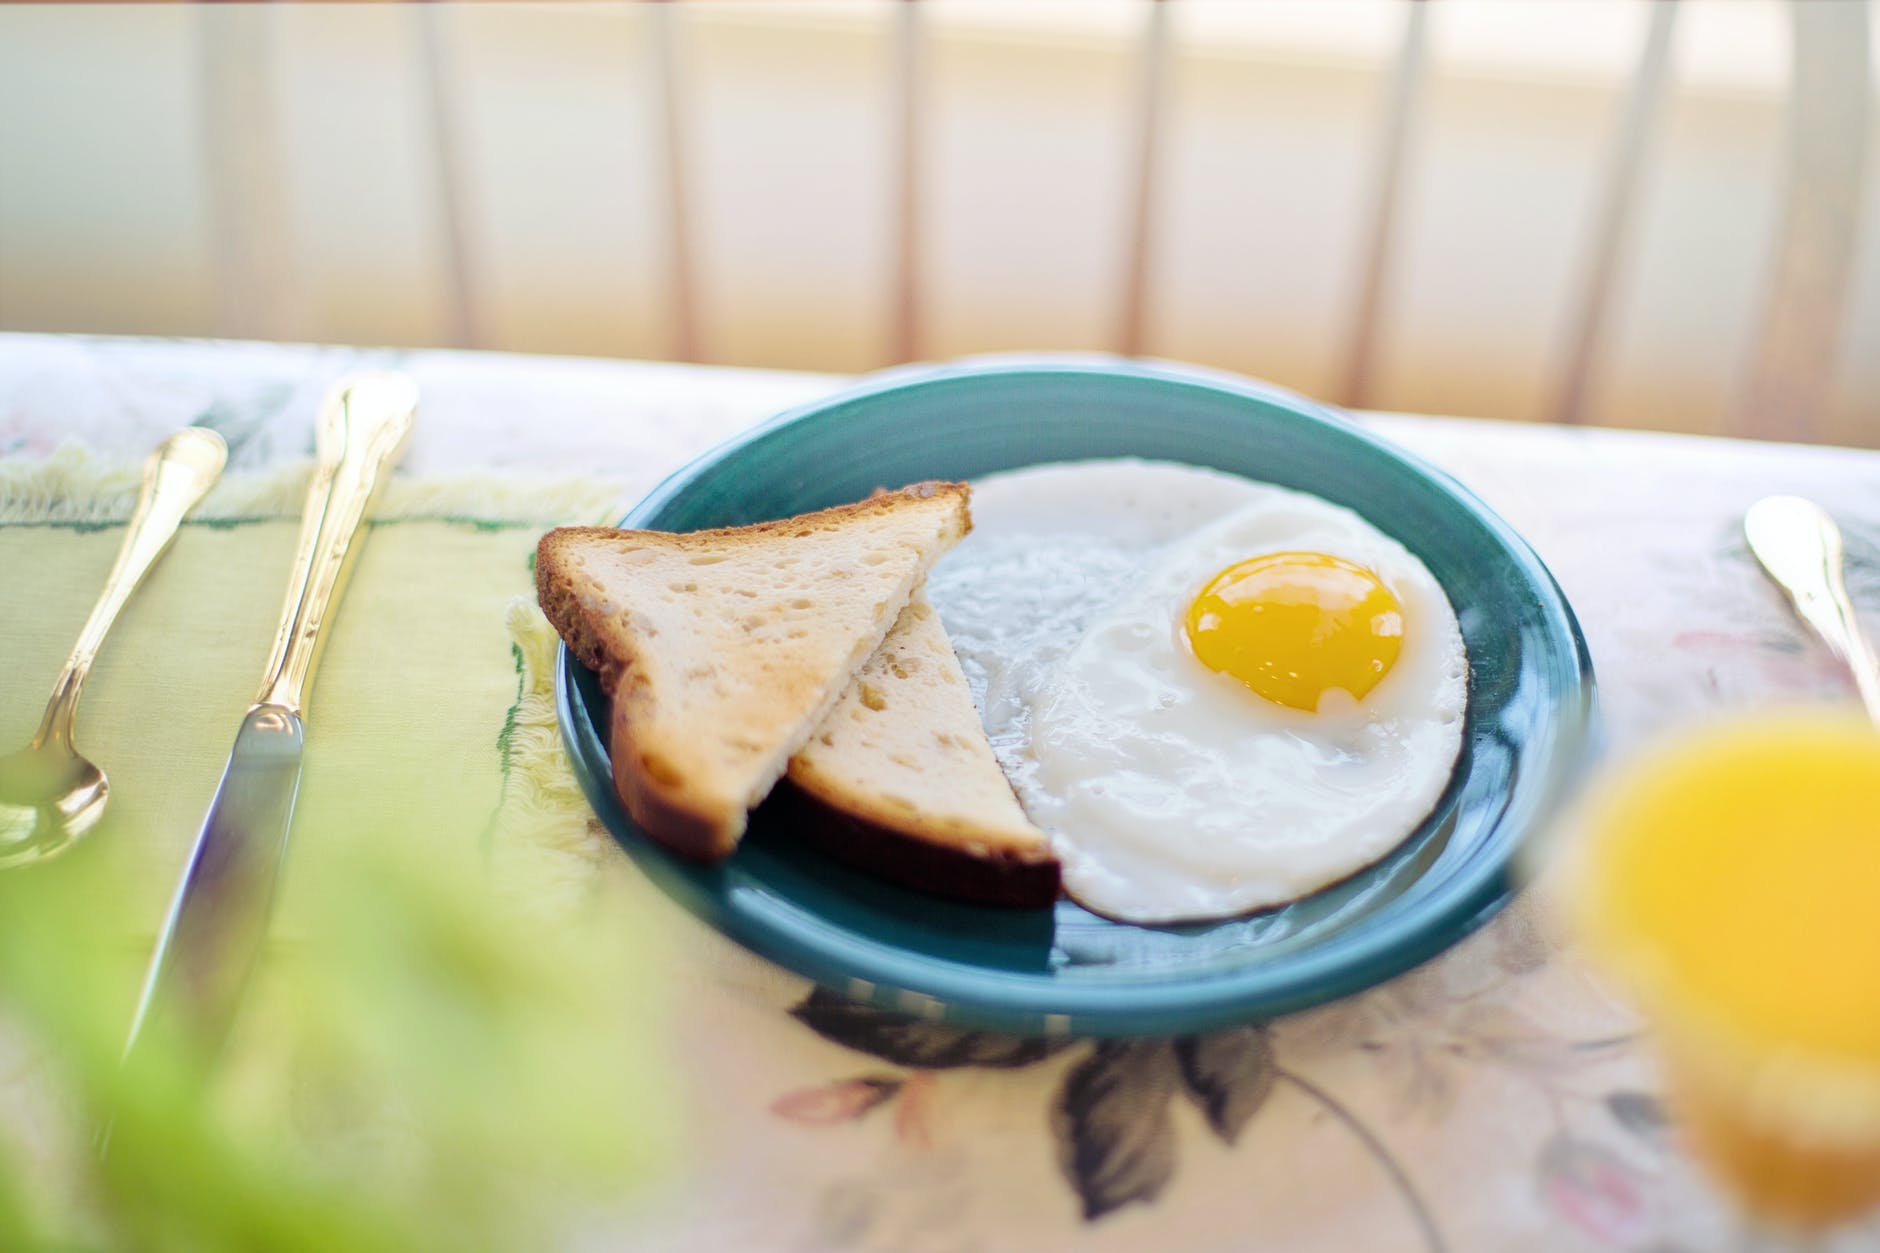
<box><xmin>536</xmin><ymin>482</ymin><xmax>970</xmax><ymax>861</ymax></box>
<box><xmin>783</xmin><ymin>590</ymin><xmax>1060</xmax><ymax>906</ymax></box>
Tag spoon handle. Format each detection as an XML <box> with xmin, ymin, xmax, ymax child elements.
<box><xmin>1743</xmin><ymin>495</ymin><xmax>1880</xmax><ymax>724</ymax></box>
<box><xmin>34</xmin><ymin>428</ymin><xmax>227</xmax><ymax>749</ymax></box>
<box><xmin>253</xmin><ymin>373</ymin><xmax>416</xmax><ymax>716</ymax></box>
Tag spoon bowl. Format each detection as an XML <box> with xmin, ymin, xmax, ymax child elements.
<box><xmin>1743</xmin><ymin>494</ymin><xmax>1880</xmax><ymax>724</ymax></box>
<box><xmin>0</xmin><ymin>743</ymin><xmax>108</xmax><ymax>868</ymax></box>
<box><xmin>0</xmin><ymin>427</ymin><xmax>224</xmax><ymax>869</ymax></box>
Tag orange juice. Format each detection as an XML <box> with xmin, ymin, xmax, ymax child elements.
<box><xmin>1568</xmin><ymin>713</ymin><xmax>1880</xmax><ymax>1227</ymax></box>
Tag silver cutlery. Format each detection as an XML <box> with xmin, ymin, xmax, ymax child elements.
<box><xmin>1744</xmin><ymin>494</ymin><xmax>1880</xmax><ymax>724</ymax></box>
<box><xmin>123</xmin><ymin>373</ymin><xmax>416</xmax><ymax>1062</ymax></box>
<box><xmin>0</xmin><ymin>428</ymin><xmax>227</xmax><ymax>869</ymax></box>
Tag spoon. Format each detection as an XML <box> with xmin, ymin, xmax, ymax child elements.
<box><xmin>0</xmin><ymin>428</ymin><xmax>227</xmax><ymax>869</ymax></box>
<box><xmin>1743</xmin><ymin>494</ymin><xmax>1880</xmax><ymax>724</ymax></box>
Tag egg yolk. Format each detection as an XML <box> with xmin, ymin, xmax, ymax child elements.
<box><xmin>1183</xmin><ymin>551</ymin><xmax>1404</xmax><ymax>711</ymax></box>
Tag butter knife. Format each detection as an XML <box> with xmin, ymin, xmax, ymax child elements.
<box><xmin>123</xmin><ymin>373</ymin><xmax>417</xmax><ymax>1063</ymax></box>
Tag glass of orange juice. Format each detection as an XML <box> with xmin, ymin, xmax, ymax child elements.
<box><xmin>1565</xmin><ymin>712</ymin><xmax>1880</xmax><ymax>1229</ymax></box>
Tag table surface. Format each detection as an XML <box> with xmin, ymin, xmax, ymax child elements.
<box><xmin>4</xmin><ymin>333</ymin><xmax>1879</xmax><ymax>1252</ymax></box>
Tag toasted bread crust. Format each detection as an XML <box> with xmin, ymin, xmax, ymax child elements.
<box><xmin>542</xmin><ymin>480</ymin><xmax>971</xmax><ymax>562</ymax></box>
<box><xmin>533</xmin><ymin>549</ymin><xmax>619</xmax><ymax>684</ymax></box>
<box><xmin>768</xmin><ymin>780</ymin><xmax>1062</xmax><ymax>907</ymax></box>
<box><xmin>609</xmin><ymin>698</ymin><xmax>739</xmax><ymax>860</ymax></box>
<box><xmin>536</xmin><ymin>481</ymin><xmax>971</xmax><ymax>862</ymax></box>
<box><xmin>540</xmin><ymin>549</ymin><xmax>735</xmax><ymax>858</ymax></box>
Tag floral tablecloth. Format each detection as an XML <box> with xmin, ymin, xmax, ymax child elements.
<box><xmin>3</xmin><ymin>334</ymin><xmax>1879</xmax><ymax>1252</ymax></box>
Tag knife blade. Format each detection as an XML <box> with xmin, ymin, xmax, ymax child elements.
<box><xmin>123</xmin><ymin>373</ymin><xmax>416</xmax><ymax>1066</ymax></box>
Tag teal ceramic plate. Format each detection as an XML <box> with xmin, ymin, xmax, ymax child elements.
<box><xmin>557</xmin><ymin>358</ymin><xmax>1594</xmax><ymax>1037</ymax></box>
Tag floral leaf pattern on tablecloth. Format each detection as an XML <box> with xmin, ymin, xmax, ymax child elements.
<box><xmin>1838</xmin><ymin>517</ymin><xmax>1880</xmax><ymax>593</ymax></box>
<box><xmin>191</xmin><ymin>382</ymin><xmax>298</xmax><ymax>464</ymax></box>
<box><xmin>775</xmin><ymin>904</ymin><xmax>1685</xmax><ymax>1251</ymax></box>
<box><xmin>772</xmin><ymin>1077</ymin><xmax>904</xmax><ymax>1126</ymax></box>
<box><xmin>1052</xmin><ymin>1040</ymin><xmax>1181</xmax><ymax>1220</ymax></box>
<box><xmin>1173</xmin><ymin>1027</ymin><xmax>1274</xmax><ymax>1146</ymax></box>
<box><xmin>1537</xmin><ymin>1133</ymin><xmax>1650</xmax><ymax>1244</ymax></box>
<box><xmin>1606</xmin><ymin>1090</ymin><xmax>1674</xmax><ymax>1153</ymax></box>
<box><xmin>790</xmin><ymin>988</ymin><xmax>1074</xmax><ymax>1069</ymax></box>
<box><xmin>1283</xmin><ymin>983</ymin><xmax>1614</xmax><ymax>1125</ymax></box>
<box><xmin>779</xmin><ymin>992</ymin><xmax>1448</xmax><ymax>1240</ymax></box>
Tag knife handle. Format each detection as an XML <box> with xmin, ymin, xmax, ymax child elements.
<box><xmin>254</xmin><ymin>373</ymin><xmax>417</xmax><ymax>715</ymax></box>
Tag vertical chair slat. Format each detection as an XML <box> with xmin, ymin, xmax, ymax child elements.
<box><xmin>1117</xmin><ymin>0</ymin><xmax>1172</xmax><ymax>359</ymax></box>
<box><xmin>414</xmin><ymin>3</ymin><xmax>486</xmax><ymax>350</ymax></box>
<box><xmin>1735</xmin><ymin>1</ymin><xmax>1870</xmax><ymax>443</ymax></box>
<box><xmin>1339</xmin><ymin>0</ymin><xmax>1430</xmax><ymax>410</ymax></box>
<box><xmin>889</xmin><ymin>0</ymin><xmax>924</xmax><ymax>365</ymax></box>
<box><xmin>197</xmin><ymin>5</ymin><xmax>297</xmax><ymax>342</ymax></box>
<box><xmin>1549</xmin><ymin>0</ymin><xmax>1678</xmax><ymax>427</ymax></box>
<box><xmin>651</xmin><ymin>0</ymin><xmax>701</xmax><ymax>363</ymax></box>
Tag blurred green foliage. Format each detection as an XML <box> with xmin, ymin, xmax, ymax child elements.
<box><xmin>0</xmin><ymin>840</ymin><xmax>674</xmax><ymax>1252</ymax></box>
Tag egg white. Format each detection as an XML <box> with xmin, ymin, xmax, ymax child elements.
<box><xmin>926</xmin><ymin>459</ymin><xmax>1467</xmax><ymax>924</ymax></box>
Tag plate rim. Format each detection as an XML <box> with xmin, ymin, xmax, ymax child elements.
<box><xmin>554</xmin><ymin>354</ymin><xmax>1597</xmax><ymax>1036</ymax></box>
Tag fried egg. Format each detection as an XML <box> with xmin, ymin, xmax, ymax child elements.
<box><xmin>926</xmin><ymin>460</ymin><xmax>1466</xmax><ymax>924</ymax></box>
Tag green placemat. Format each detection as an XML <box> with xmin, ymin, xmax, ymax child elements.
<box><xmin>0</xmin><ymin>445</ymin><xmax>625</xmax><ymax>938</ymax></box>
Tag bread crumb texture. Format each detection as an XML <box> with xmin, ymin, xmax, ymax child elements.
<box><xmin>536</xmin><ymin>482</ymin><xmax>970</xmax><ymax>858</ymax></box>
<box><xmin>789</xmin><ymin>589</ymin><xmax>1052</xmax><ymax>861</ymax></box>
